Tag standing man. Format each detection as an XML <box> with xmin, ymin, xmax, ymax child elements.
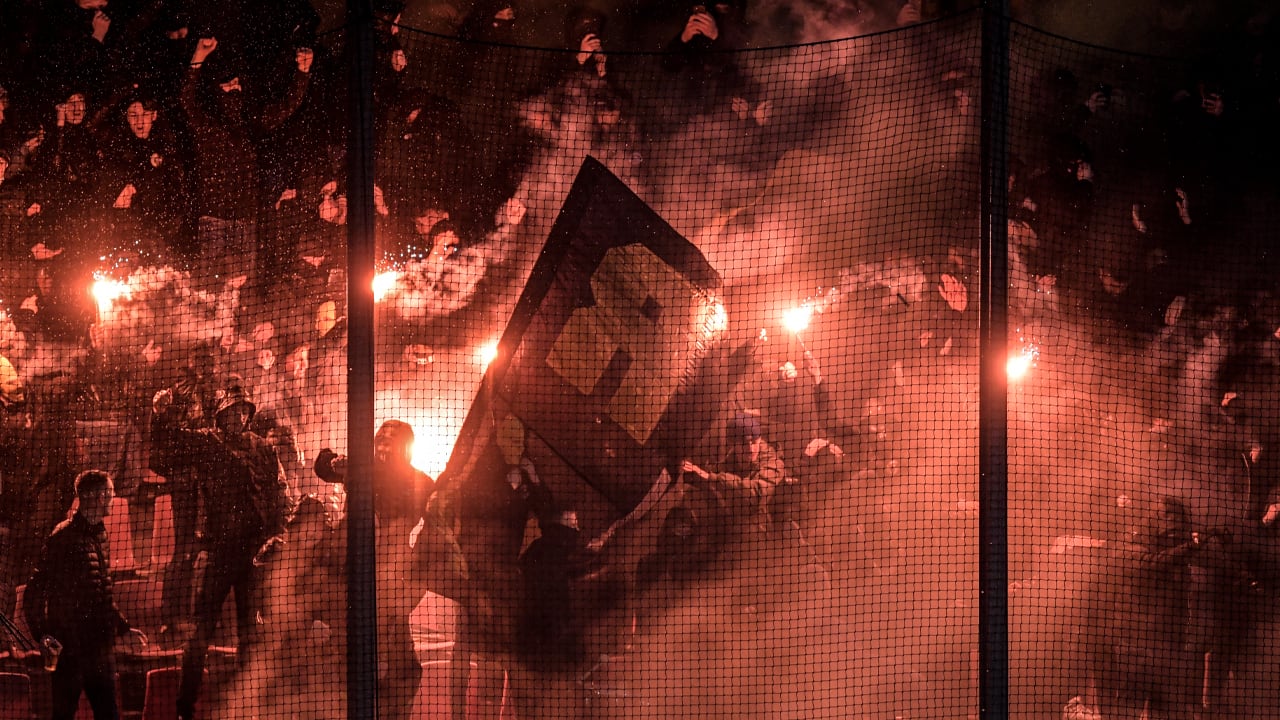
<box><xmin>151</xmin><ymin>379</ymin><xmax>289</xmax><ymax>720</ymax></box>
<box><xmin>315</xmin><ymin>419</ymin><xmax>434</xmax><ymax>720</ymax></box>
<box><xmin>181</xmin><ymin>36</ymin><xmax>312</xmax><ymax>293</ymax></box>
<box><xmin>24</xmin><ymin>470</ymin><xmax>148</xmax><ymax>720</ymax></box>
<box><xmin>149</xmin><ymin>340</ymin><xmax>222</xmax><ymax>647</ymax></box>
<box><xmin>680</xmin><ymin>410</ymin><xmax>786</xmax><ymax>539</ymax></box>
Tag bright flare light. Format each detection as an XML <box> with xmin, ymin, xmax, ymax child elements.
<box><xmin>782</xmin><ymin>305</ymin><xmax>813</xmax><ymax>335</ymax></box>
<box><xmin>372</xmin><ymin>271</ymin><xmax>400</xmax><ymax>301</ymax></box>
<box><xmin>1006</xmin><ymin>346</ymin><xmax>1038</xmax><ymax>382</ymax></box>
<box><xmin>405</xmin><ymin>416</ymin><xmax>457</xmax><ymax>479</ymax></box>
<box><xmin>478</xmin><ymin>341</ymin><xmax>499</xmax><ymax>369</ymax></box>
<box><xmin>92</xmin><ymin>274</ymin><xmax>131</xmax><ymax>314</ymax></box>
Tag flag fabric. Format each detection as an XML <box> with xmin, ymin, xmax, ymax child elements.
<box><xmin>444</xmin><ymin>157</ymin><xmax>731</xmax><ymax>520</ymax></box>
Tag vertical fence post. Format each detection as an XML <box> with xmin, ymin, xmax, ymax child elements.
<box><xmin>979</xmin><ymin>1</ymin><xmax>1011</xmax><ymax>719</ymax></box>
<box><xmin>345</xmin><ymin>1</ymin><xmax>378</xmax><ymax>718</ymax></box>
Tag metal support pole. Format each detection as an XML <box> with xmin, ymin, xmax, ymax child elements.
<box><xmin>345</xmin><ymin>1</ymin><xmax>378</xmax><ymax>718</ymax></box>
<box><xmin>979</xmin><ymin>1</ymin><xmax>1011</xmax><ymax>719</ymax></box>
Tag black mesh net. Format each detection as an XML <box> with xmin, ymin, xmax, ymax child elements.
<box><xmin>1</xmin><ymin>3</ymin><xmax>1279</xmax><ymax>720</ymax></box>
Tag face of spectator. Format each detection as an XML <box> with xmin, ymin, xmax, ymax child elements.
<box><xmin>127</xmin><ymin>101</ymin><xmax>157</xmax><ymax>139</ymax></box>
<box><xmin>190</xmin><ymin>351</ymin><xmax>216</xmax><ymax>379</ymax></box>
<box><xmin>735</xmin><ymin>434</ymin><xmax>764</xmax><ymax>463</ymax></box>
<box><xmin>0</xmin><ymin>156</ymin><xmax>7</xmax><ymax>183</ymax></box>
<box><xmin>216</xmin><ymin>403</ymin><xmax>251</xmax><ymax>435</ymax></box>
<box><xmin>64</xmin><ymin>93</ymin><xmax>87</xmax><ymax>125</ymax></box>
<box><xmin>78</xmin><ymin>480</ymin><xmax>115</xmax><ymax>524</ymax></box>
<box><xmin>374</xmin><ymin>426</ymin><xmax>412</xmax><ymax>466</ymax></box>
<box><xmin>413</xmin><ymin>215</ymin><xmax>433</xmax><ymax>236</ymax></box>
<box><xmin>0</xmin><ymin>99</ymin><xmax>6</xmax><ymax>125</ymax></box>
<box><xmin>77</xmin><ymin>0</ymin><xmax>108</xmax><ymax>9</ymax></box>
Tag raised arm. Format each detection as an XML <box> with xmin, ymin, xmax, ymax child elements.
<box><xmin>180</xmin><ymin>38</ymin><xmax>219</xmax><ymax>129</ymax></box>
<box><xmin>257</xmin><ymin>47</ymin><xmax>313</xmax><ymax>133</ymax></box>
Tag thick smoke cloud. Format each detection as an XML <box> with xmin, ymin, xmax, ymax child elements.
<box><xmin>5</xmin><ymin>2</ymin><xmax>1279</xmax><ymax>718</ymax></box>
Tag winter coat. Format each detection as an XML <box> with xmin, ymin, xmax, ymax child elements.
<box><xmin>24</xmin><ymin>513</ymin><xmax>131</xmax><ymax>653</ymax></box>
<box><xmin>151</xmin><ymin>420</ymin><xmax>289</xmax><ymax>546</ymax></box>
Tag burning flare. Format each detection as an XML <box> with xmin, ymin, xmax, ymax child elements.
<box><xmin>783</xmin><ymin>304</ymin><xmax>813</xmax><ymax>335</ymax></box>
<box><xmin>1006</xmin><ymin>344</ymin><xmax>1039</xmax><ymax>382</ymax></box>
<box><xmin>372</xmin><ymin>270</ymin><xmax>400</xmax><ymax>302</ymax></box>
<box><xmin>478</xmin><ymin>341</ymin><xmax>499</xmax><ymax>369</ymax></box>
<box><xmin>92</xmin><ymin>274</ymin><xmax>132</xmax><ymax>314</ymax></box>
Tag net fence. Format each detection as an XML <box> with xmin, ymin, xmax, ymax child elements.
<box><xmin>1</xmin><ymin>3</ymin><xmax>1278</xmax><ymax>719</ymax></box>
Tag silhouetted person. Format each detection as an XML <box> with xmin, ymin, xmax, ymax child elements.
<box><xmin>152</xmin><ymin>378</ymin><xmax>288</xmax><ymax>720</ymax></box>
<box><xmin>24</xmin><ymin>470</ymin><xmax>148</xmax><ymax>720</ymax></box>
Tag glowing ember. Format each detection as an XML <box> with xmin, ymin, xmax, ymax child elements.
<box><xmin>478</xmin><ymin>341</ymin><xmax>499</xmax><ymax>368</ymax></box>
<box><xmin>782</xmin><ymin>304</ymin><xmax>813</xmax><ymax>334</ymax></box>
<box><xmin>92</xmin><ymin>274</ymin><xmax>131</xmax><ymax>314</ymax></box>
<box><xmin>372</xmin><ymin>271</ymin><xmax>400</xmax><ymax>301</ymax></box>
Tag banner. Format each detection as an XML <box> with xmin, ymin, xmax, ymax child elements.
<box><xmin>445</xmin><ymin>157</ymin><xmax>730</xmax><ymax>517</ymax></box>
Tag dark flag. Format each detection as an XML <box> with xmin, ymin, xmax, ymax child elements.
<box><xmin>442</xmin><ymin>157</ymin><xmax>737</xmax><ymax>523</ymax></box>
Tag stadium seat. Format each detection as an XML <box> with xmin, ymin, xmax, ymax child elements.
<box><xmin>141</xmin><ymin>667</ymin><xmax>203</xmax><ymax>720</ymax></box>
<box><xmin>0</xmin><ymin>672</ymin><xmax>32</xmax><ymax>720</ymax></box>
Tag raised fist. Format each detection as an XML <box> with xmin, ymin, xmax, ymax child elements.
<box><xmin>92</xmin><ymin>11</ymin><xmax>111</xmax><ymax>43</ymax></box>
<box><xmin>152</xmin><ymin>389</ymin><xmax>174</xmax><ymax>416</ymax></box>
<box><xmin>681</xmin><ymin>11</ymin><xmax>719</xmax><ymax>43</ymax></box>
<box><xmin>576</xmin><ymin>33</ymin><xmax>603</xmax><ymax>65</ymax></box>
<box><xmin>142</xmin><ymin>340</ymin><xmax>162</xmax><ymax>365</ymax></box>
<box><xmin>113</xmin><ymin>184</ymin><xmax>137</xmax><ymax>209</ymax></box>
<box><xmin>192</xmin><ymin>37</ymin><xmax>218</xmax><ymax>64</ymax></box>
<box><xmin>296</xmin><ymin>47</ymin><xmax>314</xmax><ymax>73</ymax></box>
<box><xmin>23</xmin><ymin>128</ymin><xmax>44</xmax><ymax>152</ymax></box>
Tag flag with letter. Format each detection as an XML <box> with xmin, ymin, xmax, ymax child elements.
<box><xmin>444</xmin><ymin>157</ymin><xmax>731</xmax><ymax>519</ymax></box>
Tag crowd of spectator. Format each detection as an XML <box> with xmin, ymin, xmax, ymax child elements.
<box><xmin>1</xmin><ymin>0</ymin><xmax>1280</xmax><ymax>718</ymax></box>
